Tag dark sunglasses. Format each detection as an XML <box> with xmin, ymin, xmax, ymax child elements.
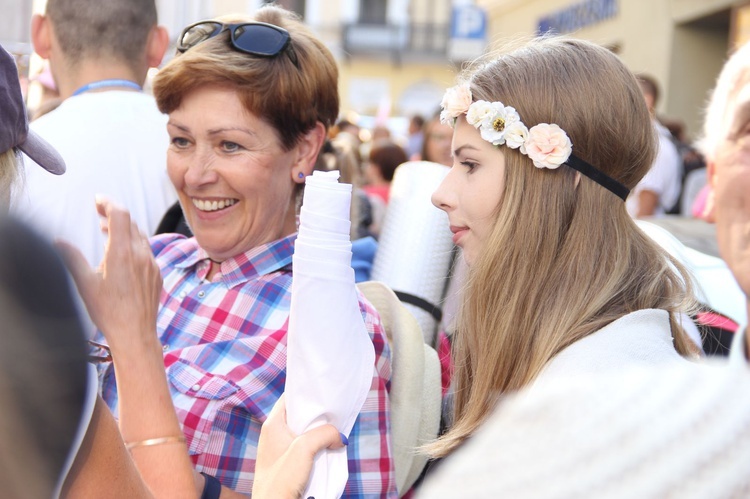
<box><xmin>87</xmin><ymin>339</ymin><xmax>112</xmax><ymax>364</ymax></box>
<box><xmin>177</xmin><ymin>21</ymin><xmax>299</xmax><ymax>68</ymax></box>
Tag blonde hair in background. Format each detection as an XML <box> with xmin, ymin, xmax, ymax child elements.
<box><xmin>428</xmin><ymin>37</ymin><xmax>698</xmax><ymax>458</ymax></box>
<box><xmin>0</xmin><ymin>149</ymin><xmax>21</xmax><ymax>212</ymax></box>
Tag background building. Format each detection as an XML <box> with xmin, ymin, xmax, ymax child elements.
<box><xmin>477</xmin><ymin>0</ymin><xmax>748</xmax><ymax>141</ymax></box>
<box><xmin>4</xmin><ymin>0</ymin><xmax>476</xmax><ymax>135</ymax></box>
<box><xmin>7</xmin><ymin>0</ymin><xmax>743</xmax><ymax>142</ymax></box>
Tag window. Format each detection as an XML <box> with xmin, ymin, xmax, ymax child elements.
<box><xmin>359</xmin><ymin>0</ymin><xmax>387</xmax><ymax>24</ymax></box>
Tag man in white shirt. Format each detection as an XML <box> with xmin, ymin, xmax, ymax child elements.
<box><xmin>13</xmin><ymin>0</ymin><xmax>176</xmax><ymax>266</ymax></box>
<box><xmin>627</xmin><ymin>74</ymin><xmax>682</xmax><ymax>218</ymax></box>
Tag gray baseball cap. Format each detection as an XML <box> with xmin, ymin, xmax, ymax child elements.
<box><xmin>0</xmin><ymin>45</ymin><xmax>65</xmax><ymax>175</ymax></box>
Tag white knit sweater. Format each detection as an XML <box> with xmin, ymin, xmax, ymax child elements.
<box><xmin>419</xmin><ymin>310</ymin><xmax>750</xmax><ymax>498</ymax></box>
<box><xmin>538</xmin><ymin>308</ymin><xmax>687</xmax><ymax>381</ymax></box>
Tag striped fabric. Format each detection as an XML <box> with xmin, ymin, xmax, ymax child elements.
<box><xmin>100</xmin><ymin>233</ymin><xmax>397</xmax><ymax>497</ymax></box>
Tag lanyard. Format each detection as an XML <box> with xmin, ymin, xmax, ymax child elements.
<box><xmin>72</xmin><ymin>79</ymin><xmax>142</xmax><ymax>96</ymax></box>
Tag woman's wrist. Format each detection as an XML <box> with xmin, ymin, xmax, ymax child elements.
<box><xmin>104</xmin><ymin>327</ymin><xmax>163</xmax><ymax>361</ymax></box>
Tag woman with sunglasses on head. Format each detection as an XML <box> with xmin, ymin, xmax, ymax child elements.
<box><xmin>60</xmin><ymin>5</ymin><xmax>396</xmax><ymax>498</ymax></box>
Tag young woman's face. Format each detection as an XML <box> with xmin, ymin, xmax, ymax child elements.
<box><xmin>431</xmin><ymin>116</ymin><xmax>506</xmax><ymax>266</ymax></box>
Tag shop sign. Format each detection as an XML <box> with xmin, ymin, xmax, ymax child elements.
<box><xmin>538</xmin><ymin>0</ymin><xmax>618</xmax><ymax>34</ymax></box>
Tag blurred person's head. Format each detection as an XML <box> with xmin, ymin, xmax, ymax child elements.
<box><xmin>422</xmin><ymin>114</ymin><xmax>454</xmax><ymax>166</ymax></box>
<box><xmin>660</xmin><ymin>117</ymin><xmax>686</xmax><ymax>143</ymax></box>
<box><xmin>0</xmin><ymin>218</ymin><xmax>89</xmax><ymax>499</ymax></box>
<box><xmin>0</xmin><ymin>45</ymin><xmax>65</xmax><ymax>210</ymax></box>
<box><xmin>29</xmin><ymin>63</ymin><xmax>62</xmax><ymax>121</ymax></box>
<box><xmin>152</xmin><ymin>6</ymin><xmax>337</xmax><ymax>262</ymax></box>
<box><xmin>371</xmin><ymin>125</ymin><xmax>391</xmax><ymax>142</ymax></box>
<box><xmin>700</xmin><ymin>41</ymin><xmax>750</xmax><ymax>285</ymax></box>
<box><xmin>409</xmin><ymin>114</ymin><xmax>425</xmax><ymax>135</ymax></box>
<box><xmin>699</xmin><ymin>42</ymin><xmax>750</xmax><ymax>165</ymax></box>
<box><xmin>31</xmin><ymin>62</ymin><xmax>57</xmax><ymax>98</ymax></box>
<box><xmin>334</xmin><ymin>119</ymin><xmax>361</xmax><ymax>143</ymax></box>
<box><xmin>366</xmin><ymin>140</ymin><xmax>407</xmax><ymax>185</ymax></box>
<box><xmin>31</xmin><ymin>0</ymin><xmax>169</xmax><ymax>97</ymax></box>
<box><xmin>636</xmin><ymin>73</ymin><xmax>660</xmax><ymax>115</ymax></box>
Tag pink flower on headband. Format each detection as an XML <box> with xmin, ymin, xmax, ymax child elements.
<box><xmin>440</xmin><ymin>84</ymin><xmax>473</xmax><ymax>124</ymax></box>
<box><xmin>524</xmin><ymin>124</ymin><xmax>573</xmax><ymax>169</ymax></box>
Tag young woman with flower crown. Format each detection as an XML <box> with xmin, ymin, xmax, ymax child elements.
<box><xmin>426</xmin><ymin>36</ymin><xmax>699</xmax><ymax>458</ymax></box>
<box><xmin>244</xmin><ymin>36</ymin><xmax>705</xmax><ymax>497</ymax></box>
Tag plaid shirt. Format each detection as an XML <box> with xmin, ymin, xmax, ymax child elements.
<box><xmin>100</xmin><ymin>233</ymin><xmax>397</xmax><ymax>497</ymax></box>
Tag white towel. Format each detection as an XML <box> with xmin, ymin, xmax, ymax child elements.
<box><xmin>286</xmin><ymin>170</ymin><xmax>376</xmax><ymax>498</ymax></box>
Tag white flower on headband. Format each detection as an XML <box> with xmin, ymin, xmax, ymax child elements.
<box><xmin>505</xmin><ymin>121</ymin><xmax>530</xmax><ymax>152</ymax></box>
<box><xmin>439</xmin><ymin>85</ymin><xmax>572</xmax><ymax>169</ymax></box>
<box><xmin>440</xmin><ymin>84</ymin><xmax>473</xmax><ymax>124</ymax></box>
<box><xmin>465</xmin><ymin>100</ymin><xmax>494</xmax><ymax>127</ymax></box>
<box><xmin>467</xmin><ymin>101</ymin><xmax>525</xmax><ymax>148</ymax></box>
<box><xmin>438</xmin><ymin>85</ymin><xmax>629</xmax><ymax>199</ymax></box>
<box><xmin>524</xmin><ymin>124</ymin><xmax>573</xmax><ymax>169</ymax></box>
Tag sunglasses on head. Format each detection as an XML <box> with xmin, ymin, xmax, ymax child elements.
<box><xmin>177</xmin><ymin>21</ymin><xmax>299</xmax><ymax>68</ymax></box>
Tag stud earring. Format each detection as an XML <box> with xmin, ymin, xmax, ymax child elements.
<box><xmin>298</xmin><ymin>172</ymin><xmax>305</xmax><ymax>179</ymax></box>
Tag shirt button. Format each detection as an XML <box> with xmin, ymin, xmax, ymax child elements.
<box><xmin>192</xmin><ymin>383</ymin><xmax>201</xmax><ymax>391</ymax></box>
<box><xmin>162</xmin><ymin>344</ymin><xmax>169</xmax><ymax>352</ymax></box>
<box><xmin>197</xmin><ymin>290</ymin><xmax>205</xmax><ymax>298</ymax></box>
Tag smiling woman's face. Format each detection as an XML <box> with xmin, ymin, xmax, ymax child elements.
<box><xmin>167</xmin><ymin>86</ymin><xmax>299</xmax><ymax>261</ymax></box>
<box><xmin>431</xmin><ymin>115</ymin><xmax>506</xmax><ymax>266</ymax></box>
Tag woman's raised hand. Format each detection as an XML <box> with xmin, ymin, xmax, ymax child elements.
<box><xmin>55</xmin><ymin>196</ymin><xmax>162</xmax><ymax>351</ymax></box>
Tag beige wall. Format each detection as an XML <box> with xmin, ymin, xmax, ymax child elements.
<box><xmin>477</xmin><ymin>0</ymin><xmax>742</xmax><ymax>140</ymax></box>
<box><xmin>338</xmin><ymin>59</ymin><xmax>457</xmax><ymax>118</ymax></box>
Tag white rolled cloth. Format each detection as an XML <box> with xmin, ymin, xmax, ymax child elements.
<box><xmin>418</xmin><ymin>361</ymin><xmax>750</xmax><ymax>498</ymax></box>
<box><xmin>286</xmin><ymin>170</ymin><xmax>376</xmax><ymax>498</ymax></box>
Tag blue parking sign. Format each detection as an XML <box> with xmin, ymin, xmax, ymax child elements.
<box><xmin>451</xmin><ymin>5</ymin><xmax>487</xmax><ymax>40</ymax></box>
<box><xmin>449</xmin><ymin>5</ymin><xmax>488</xmax><ymax>60</ymax></box>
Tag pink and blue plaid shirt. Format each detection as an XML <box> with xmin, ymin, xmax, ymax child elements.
<box><xmin>100</xmin><ymin>233</ymin><xmax>397</xmax><ymax>497</ymax></box>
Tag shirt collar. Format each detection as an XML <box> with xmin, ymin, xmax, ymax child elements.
<box><xmin>174</xmin><ymin>234</ymin><xmax>296</xmax><ymax>287</ymax></box>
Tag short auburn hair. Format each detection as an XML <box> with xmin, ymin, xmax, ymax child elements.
<box><xmin>153</xmin><ymin>5</ymin><xmax>339</xmax><ymax>151</ymax></box>
<box><xmin>368</xmin><ymin>140</ymin><xmax>407</xmax><ymax>182</ymax></box>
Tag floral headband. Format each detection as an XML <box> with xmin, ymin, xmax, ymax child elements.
<box><xmin>440</xmin><ymin>84</ymin><xmax>629</xmax><ymax>201</ymax></box>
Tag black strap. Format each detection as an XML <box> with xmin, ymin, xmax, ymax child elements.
<box><xmin>394</xmin><ymin>291</ymin><xmax>443</xmax><ymax>322</ymax></box>
<box><xmin>200</xmin><ymin>472</ymin><xmax>222</xmax><ymax>499</ymax></box>
<box><xmin>564</xmin><ymin>154</ymin><xmax>630</xmax><ymax>201</ymax></box>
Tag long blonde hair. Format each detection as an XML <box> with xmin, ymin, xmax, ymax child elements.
<box><xmin>430</xmin><ymin>37</ymin><xmax>697</xmax><ymax>457</ymax></box>
<box><xmin>0</xmin><ymin>149</ymin><xmax>21</xmax><ymax>212</ymax></box>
